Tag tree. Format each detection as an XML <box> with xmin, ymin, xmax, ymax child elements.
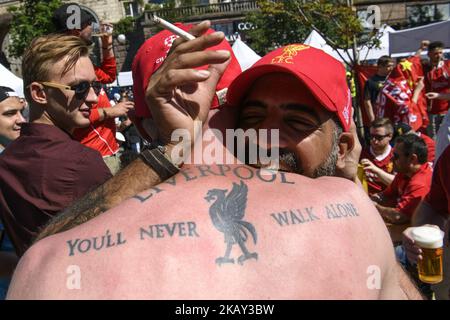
<box><xmin>113</xmin><ymin>16</ymin><xmax>137</xmax><ymax>36</ymax></box>
<box><xmin>244</xmin><ymin>0</ymin><xmax>310</xmax><ymax>55</ymax></box>
<box><xmin>244</xmin><ymin>0</ymin><xmax>381</xmax><ymax>67</ymax></box>
<box><xmin>7</xmin><ymin>0</ymin><xmax>62</xmax><ymax>59</ymax></box>
<box><xmin>244</xmin><ymin>0</ymin><xmax>383</xmax><ymax>138</ymax></box>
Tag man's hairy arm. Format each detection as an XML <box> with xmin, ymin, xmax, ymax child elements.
<box><xmin>375</xmin><ymin>203</ymin><xmax>410</xmax><ymax>225</ymax></box>
<box><xmin>396</xmin><ymin>262</ymin><xmax>425</xmax><ymax>300</ymax></box>
<box><xmin>34</xmin><ymin>157</ymin><xmax>164</xmax><ymax>242</ymax></box>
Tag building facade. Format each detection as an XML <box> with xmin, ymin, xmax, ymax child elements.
<box><xmin>1</xmin><ymin>0</ymin><xmax>449</xmax><ymax>76</ymax></box>
<box><xmin>142</xmin><ymin>0</ymin><xmax>450</xmax><ymax>41</ymax></box>
<box><xmin>0</xmin><ymin>0</ymin><xmax>142</xmax><ymax>75</ymax></box>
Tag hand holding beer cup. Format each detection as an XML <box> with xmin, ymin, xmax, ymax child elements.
<box><xmin>403</xmin><ymin>224</ymin><xmax>438</xmax><ymax>263</ymax></box>
<box><xmin>403</xmin><ymin>225</ymin><xmax>445</xmax><ymax>284</ymax></box>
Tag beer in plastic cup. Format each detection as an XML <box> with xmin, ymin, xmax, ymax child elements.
<box><xmin>357</xmin><ymin>164</ymin><xmax>368</xmax><ymax>194</ymax></box>
<box><xmin>411</xmin><ymin>226</ymin><xmax>444</xmax><ymax>284</ymax></box>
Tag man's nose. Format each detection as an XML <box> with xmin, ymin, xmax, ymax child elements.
<box><xmin>85</xmin><ymin>87</ymin><xmax>99</xmax><ymax>105</ymax></box>
<box><xmin>17</xmin><ymin>112</ymin><xmax>26</xmax><ymax>124</ymax></box>
<box><xmin>255</xmin><ymin>129</ymin><xmax>290</xmax><ymax>152</ymax></box>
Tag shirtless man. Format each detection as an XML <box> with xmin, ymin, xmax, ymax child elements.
<box><xmin>7</xmin><ymin>22</ymin><xmax>421</xmax><ymax>299</ymax></box>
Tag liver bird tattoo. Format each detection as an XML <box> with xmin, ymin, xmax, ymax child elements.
<box><xmin>204</xmin><ymin>181</ymin><xmax>258</xmax><ymax>266</ymax></box>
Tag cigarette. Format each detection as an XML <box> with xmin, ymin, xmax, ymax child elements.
<box><xmin>150</xmin><ymin>14</ymin><xmax>196</xmax><ymax>41</ymax></box>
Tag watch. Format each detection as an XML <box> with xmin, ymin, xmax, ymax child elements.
<box><xmin>140</xmin><ymin>143</ymin><xmax>181</xmax><ymax>180</ymax></box>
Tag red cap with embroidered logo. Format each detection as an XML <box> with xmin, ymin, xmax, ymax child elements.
<box><xmin>132</xmin><ymin>23</ymin><xmax>242</xmax><ymax>118</ymax></box>
<box><xmin>226</xmin><ymin>44</ymin><xmax>352</xmax><ymax>132</ymax></box>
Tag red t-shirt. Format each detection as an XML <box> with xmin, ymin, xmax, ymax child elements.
<box><xmin>73</xmin><ymin>89</ymin><xmax>119</xmax><ymax>157</ymax></box>
<box><xmin>417</xmin><ymin>132</ymin><xmax>435</xmax><ymax>163</ymax></box>
<box><xmin>94</xmin><ymin>56</ymin><xmax>117</xmax><ymax>85</ymax></box>
<box><xmin>360</xmin><ymin>146</ymin><xmax>394</xmax><ymax>195</ymax></box>
<box><xmin>425</xmin><ymin>145</ymin><xmax>450</xmax><ymax>217</ymax></box>
<box><xmin>423</xmin><ymin>60</ymin><xmax>450</xmax><ymax>115</ymax></box>
<box><xmin>382</xmin><ymin>163</ymin><xmax>433</xmax><ymax>217</ymax></box>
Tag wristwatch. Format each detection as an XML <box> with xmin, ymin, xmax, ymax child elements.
<box><xmin>140</xmin><ymin>143</ymin><xmax>181</xmax><ymax>180</ymax></box>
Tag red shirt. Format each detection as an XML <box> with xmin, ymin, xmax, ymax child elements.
<box><xmin>73</xmin><ymin>89</ymin><xmax>119</xmax><ymax>157</ymax></box>
<box><xmin>0</xmin><ymin>123</ymin><xmax>112</xmax><ymax>255</ymax></box>
<box><xmin>382</xmin><ymin>163</ymin><xmax>433</xmax><ymax>217</ymax></box>
<box><xmin>360</xmin><ymin>146</ymin><xmax>394</xmax><ymax>195</ymax></box>
<box><xmin>94</xmin><ymin>56</ymin><xmax>117</xmax><ymax>84</ymax></box>
<box><xmin>425</xmin><ymin>145</ymin><xmax>450</xmax><ymax>217</ymax></box>
<box><xmin>426</xmin><ymin>60</ymin><xmax>450</xmax><ymax>115</ymax></box>
<box><xmin>417</xmin><ymin>132</ymin><xmax>435</xmax><ymax>163</ymax></box>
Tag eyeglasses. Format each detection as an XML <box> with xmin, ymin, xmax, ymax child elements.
<box><xmin>370</xmin><ymin>134</ymin><xmax>390</xmax><ymax>141</ymax></box>
<box><xmin>40</xmin><ymin>81</ymin><xmax>102</xmax><ymax>100</ymax></box>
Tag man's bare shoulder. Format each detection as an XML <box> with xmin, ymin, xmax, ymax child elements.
<box><xmin>7</xmin><ymin>236</ymin><xmax>61</xmax><ymax>299</ymax></box>
<box><xmin>8</xmin><ymin>165</ymin><xmax>397</xmax><ymax>299</ymax></box>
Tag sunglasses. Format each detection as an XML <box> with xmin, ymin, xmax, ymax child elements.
<box><xmin>370</xmin><ymin>134</ymin><xmax>389</xmax><ymax>141</ymax></box>
<box><xmin>40</xmin><ymin>81</ymin><xmax>102</xmax><ymax>99</ymax></box>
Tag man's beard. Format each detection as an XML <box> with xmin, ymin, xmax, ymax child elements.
<box><xmin>244</xmin><ymin>141</ymin><xmax>339</xmax><ymax>178</ymax></box>
<box><xmin>277</xmin><ymin>145</ymin><xmax>338</xmax><ymax>178</ymax></box>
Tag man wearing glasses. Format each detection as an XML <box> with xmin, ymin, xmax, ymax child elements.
<box><xmin>371</xmin><ymin>134</ymin><xmax>432</xmax><ymax>243</ymax></box>
<box><xmin>360</xmin><ymin>118</ymin><xmax>395</xmax><ymax>195</ymax></box>
<box><xmin>0</xmin><ymin>34</ymin><xmax>112</xmax><ymax>256</ymax></box>
<box><xmin>52</xmin><ymin>3</ymin><xmax>134</xmax><ymax>175</ymax></box>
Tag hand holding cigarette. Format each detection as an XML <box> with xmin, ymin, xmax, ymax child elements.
<box><xmin>150</xmin><ymin>14</ymin><xmax>196</xmax><ymax>41</ymax></box>
<box><xmin>144</xmin><ymin>20</ymin><xmax>231</xmax><ymax>146</ymax></box>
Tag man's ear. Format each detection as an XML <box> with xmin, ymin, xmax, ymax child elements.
<box><xmin>335</xmin><ymin>132</ymin><xmax>355</xmax><ymax>172</ymax></box>
<box><xmin>410</xmin><ymin>153</ymin><xmax>419</xmax><ymax>165</ymax></box>
<box><xmin>29</xmin><ymin>82</ymin><xmax>48</xmax><ymax>105</ymax></box>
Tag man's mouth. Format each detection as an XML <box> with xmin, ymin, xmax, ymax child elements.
<box><xmin>80</xmin><ymin>108</ymin><xmax>91</xmax><ymax>118</ymax></box>
<box><xmin>245</xmin><ymin>148</ymin><xmax>301</xmax><ymax>174</ymax></box>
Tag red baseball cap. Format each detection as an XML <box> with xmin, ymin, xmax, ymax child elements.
<box><xmin>226</xmin><ymin>44</ymin><xmax>352</xmax><ymax>132</ymax></box>
<box><xmin>132</xmin><ymin>23</ymin><xmax>242</xmax><ymax>119</ymax></box>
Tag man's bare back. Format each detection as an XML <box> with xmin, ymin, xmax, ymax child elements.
<box><xmin>8</xmin><ymin>165</ymin><xmax>410</xmax><ymax>299</ymax></box>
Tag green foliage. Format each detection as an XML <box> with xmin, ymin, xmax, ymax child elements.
<box><xmin>113</xmin><ymin>16</ymin><xmax>136</xmax><ymax>36</ymax></box>
<box><xmin>7</xmin><ymin>0</ymin><xmax>62</xmax><ymax>59</ymax></box>
<box><xmin>245</xmin><ymin>0</ymin><xmax>310</xmax><ymax>55</ymax></box>
<box><xmin>145</xmin><ymin>3</ymin><xmax>164</xmax><ymax>11</ymax></box>
<box><xmin>244</xmin><ymin>0</ymin><xmax>367</xmax><ymax>59</ymax></box>
<box><xmin>302</xmin><ymin>0</ymin><xmax>364</xmax><ymax>48</ymax></box>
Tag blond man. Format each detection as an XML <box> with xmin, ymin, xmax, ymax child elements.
<box><xmin>0</xmin><ymin>35</ymin><xmax>112</xmax><ymax>256</ymax></box>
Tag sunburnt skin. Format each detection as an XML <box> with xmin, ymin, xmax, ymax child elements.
<box><xmin>7</xmin><ymin>164</ymin><xmax>410</xmax><ymax>299</ymax></box>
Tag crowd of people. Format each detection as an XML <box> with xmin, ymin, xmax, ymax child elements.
<box><xmin>0</xmin><ymin>2</ymin><xmax>449</xmax><ymax>300</ymax></box>
<box><xmin>359</xmin><ymin>40</ymin><xmax>450</xmax><ymax>298</ymax></box>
